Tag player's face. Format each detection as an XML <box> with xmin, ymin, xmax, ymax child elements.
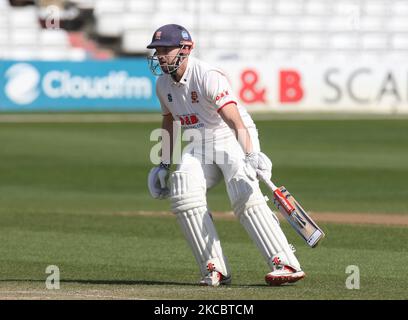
<box><xmin>154</xmin><ymin>47</ymin><xmax>180</xmax><ymax>73</ymax></box>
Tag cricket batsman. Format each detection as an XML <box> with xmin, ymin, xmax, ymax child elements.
<box><xmin>147</xmin><ymin>24</ymin><xmax>305</xmax><ymax>286</ymax></box>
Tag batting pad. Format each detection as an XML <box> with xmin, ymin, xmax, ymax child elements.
<box><xmin>170</xmin><ymin>171</ymin><xmax>231</xmax><ymax>278</ymax></box>
<box><xmin>227</xmin><ymin>177</ymin><xmax>301</xmax><ymax>272</ymax></box>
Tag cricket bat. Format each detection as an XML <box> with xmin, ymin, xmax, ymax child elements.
<box><xmin>258</xmin><ymin>172</ymin><xmax>325</xmax><ymax>248</ymax></box>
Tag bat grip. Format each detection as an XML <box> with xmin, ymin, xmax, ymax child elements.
<box><xmin>256</xmin><ymin>170</ymin><xmax>278</xmax><ymax>191</ymax></box>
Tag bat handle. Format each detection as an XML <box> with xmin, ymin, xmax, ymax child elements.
<box><xmin>256</xmin><ymin>170</ymin><xmax>278</xmax><ymax>192</ymax></box>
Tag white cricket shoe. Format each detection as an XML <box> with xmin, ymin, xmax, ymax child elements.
<box><xmin>199</xmin><ymin>271</ymin><xmax>231</xmax><ymax>287</ymax></box>
<box><xmin>199</xmin><ymin>262</ymin><xmax>231</xmax><ymax>287</ymax></box>
<box><xmin>265</xmin><ymin>266</ymin><xmax>305</xmax><ymax>286</ymax></box>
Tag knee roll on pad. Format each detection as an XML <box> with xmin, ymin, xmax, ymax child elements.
<box><xmin>170</xmin><ymin>171</ymin><xmax>230</xmax><ymax>277</ymax></box>
<box><xmin>170</xmin><ymin>171</ymin><xmax>206</xmax><ymax>213</ymax></box>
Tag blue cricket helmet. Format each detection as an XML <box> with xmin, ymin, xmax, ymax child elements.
<box><xmin>147</xmin><ymin>24</ymin><xmax>193</xmax><ymax>49</ymax></box>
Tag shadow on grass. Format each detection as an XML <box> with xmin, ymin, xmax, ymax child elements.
<box><xmin>0</xmin><ymin>279</ymin><xmax>297</xmax><ymax>288</ymax></box>
<box><xmin>0</xmin><ymin>279</ymin><xmax>196</xmax><ymax>286</ymax></box>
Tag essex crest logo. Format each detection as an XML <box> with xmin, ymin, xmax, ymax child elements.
<box><xmin>191</xmin><ymin>91</ymin><xmax>199</xmax><ymax>103</ymax></box>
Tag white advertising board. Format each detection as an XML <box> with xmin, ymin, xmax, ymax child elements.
<box><xmin>212</xmin><ymin>59</ymin><xmax>408</xmax><ymax>114</ymax></box>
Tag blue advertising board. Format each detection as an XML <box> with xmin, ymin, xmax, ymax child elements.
<box><xmin>0</xmin><ymin>59</ymin><xmax>160</xmax><ymax>112</ymax></box>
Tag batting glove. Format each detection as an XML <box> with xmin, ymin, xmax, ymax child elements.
<box><xmin>244</xmin><ymin>152</ymin><xmax>273</xmax><ymax>181</ymax></box>
<box><xmin>147</xmin><ymin>162</ymin><xmax>170</xmax><ymax>199</ymax></box>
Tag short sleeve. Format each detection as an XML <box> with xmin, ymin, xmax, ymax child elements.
<box><xmin>203</xmin><ymin>70</ymin><xmax>238</xmax><ymax>112</ymax></box>
<box><xmin>156</xmin><ymin>82</ymin><xmax>171</xmax><ymax>116</ymax></box>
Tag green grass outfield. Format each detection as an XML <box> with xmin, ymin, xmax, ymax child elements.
<box><xmin>0</xmin><ymin>117</ymin><xmax>407</xmax><ymax>299</ymax></box>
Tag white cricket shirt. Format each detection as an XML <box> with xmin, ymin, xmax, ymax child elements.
<box><xmin>156</xmin><ymin>57</ymin><xmax>255</xmax><ymax>137</ymax></box>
